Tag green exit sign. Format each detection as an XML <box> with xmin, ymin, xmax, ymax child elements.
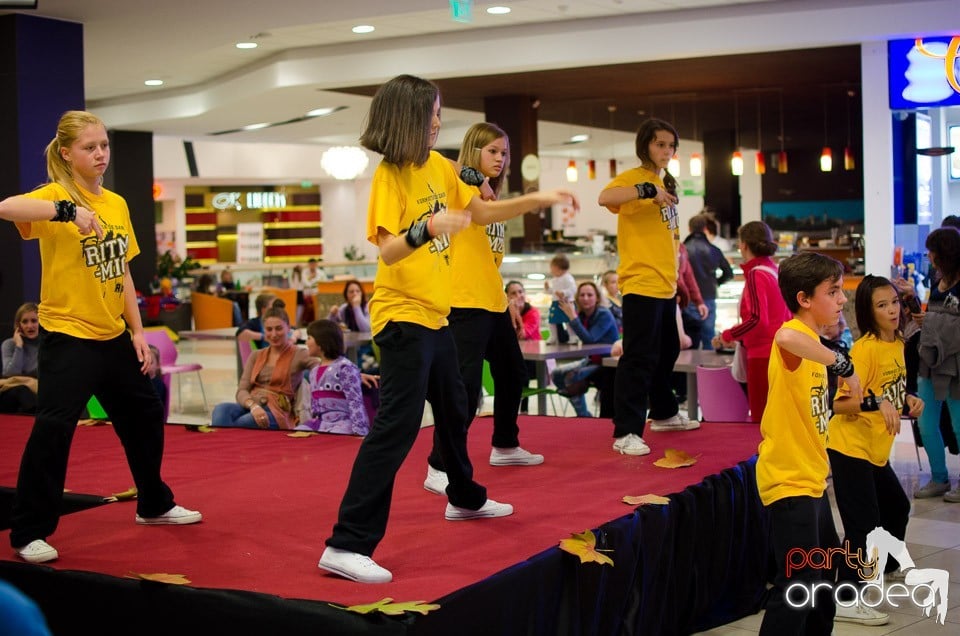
<box><xmin>450</xmin><ymin>0</ymin><xmax>473</xmax><ymax>23</ymax></box>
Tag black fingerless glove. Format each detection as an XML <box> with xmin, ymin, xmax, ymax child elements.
<box><xmin>827</xmin><ymin>348</ymin><xmax>855</xmax><ymax>378</ymax></box>
<box><xmin>460</xmin><ymin>166</ymin><xmax>485</xmax><ymax>186</ymax></box>
<box><xmin>634</xmin><ymin>182</ymin><xmax>657</xmax><ymax>199</ymax></box>
<box><xmin>860</xmin><ymin>389</ymin><xmax>880</xmax><ymax>412</ymax></box>
<box><xmin>53</xmin><ymin>200</ymin><xmax>77</xmax><ymax>223</ymax></box>
<box><xmin>404</xmin><ymin>219</ymin><xmax>431</xmax><ymax>249</ymax></box>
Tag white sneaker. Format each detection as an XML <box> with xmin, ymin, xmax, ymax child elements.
<box><xmin>15</xmin><ymin>539</ymin><xmax>58</xmax><ymax>564</ymax></box>
<box><xmin>318</xmin><ymin>546</ymin><xmax>392</xmax><ymax>584</ymax></box>
<box><xmin>834</xmin><ymin>601</ymin><xmax>889</xmax><ymax>626</ymax></box>
<box><xmin>135</xmin><ymin>504</ymin><xmax>202</xmax><ymax>525</ymax></box>
<box><xmin>445</xmin><ymin>498</ymin><xmax>514</xmax><ymax>521</ymax></box>
<box><xmin>612</xmin><ymin>434</ymin><xmax>651</xmax><ymax>456</ymax></box>
<box><xmin>490</xmin><ymin>446</ymin><xmax>544</xmax><ymax>466</ymax></box>
<box><xmin>423</xmin><ymin>465</ymin><xmax>448</xmax><ymax>495</ymax></box>
<box><xmin>649</xmin><ymin>414</ymin><xmax>701</xmax><ymax>432</ymax></box>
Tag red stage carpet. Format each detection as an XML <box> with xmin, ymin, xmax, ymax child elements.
<box><xmin>0</xmin><ymin>414</ymin><xmax>760</xmax><ymax>608</ymax></box>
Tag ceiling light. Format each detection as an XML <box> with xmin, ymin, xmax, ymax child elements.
<box><xmin>235</xmin><ymin>42</ymin><xmax>258</xmax><ymax>49</ymax></box>
<box><xmin>144</xmin><ymin>79</ymin><xmax>163</xmax><ymax>87</ymax></box>
<box><xmin>689</xmin><ymin>153</ymin><xmax>703</xmax><ymax>177</ymax></box>
<box><xmin>242</xmin><ymin>122</ymin><xmax>270</xmax><ymax>131</ymax></box>
<box><xmin>569</xmin><ymin>134</ymin><xmax>590</xmax><ymax>143</ymax></box>
<box><xmin>352</xmin><ymin>25</ymin><xmax>375</xmax><ymax>34</ymax></box>
<box><xmin>306</xmin><ymin>107</ymin><xmax>338</xmax><ymax>118</ymax></box>
<box><xmin>668</xmin><ymin>155</ymin><xmax>680</xmax><ymax>177</ymax></box>
<box><xmin>566</xmin><ymin>160</ymin><xmax>578</xmax><ymax>182</ymax></box>
<box><xmin>487</xmin><ymin>6</ymin><xmax>511</xmax><ymax>14</ymax></box>
<box><xmin>321</xmin><ymin>146</ymin><xmax>370</xmax><ymax>180</ymax></box>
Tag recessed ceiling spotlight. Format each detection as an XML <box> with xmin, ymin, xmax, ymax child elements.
<box><xmin>352</xmin><ymin>25</ymin><xmax>375</xmax><ymax>34</ymax></box>
<box><xmin>241</xmin><ymin>122</ymin><xmax>271</xmax><ymax>131</ymax></box>
<box><xmin>306</xmin><ymin>106</ymin><xmax>344</xmax><ymax>118</ymax></box>
<box><xmin>144</xmin><ymin>79</ymin><xmax>164</xmax><ymax>87</ymax></box>
<box><xmin>570</xmin><ymin>134</ymin><xmax>590</xmax><ymax>143</ymax></box>
<box><xmin>487</xmin><ymin>6</ymin><xmax>511</xmax><ymax>14</ymax></box>
<box><xmin>236</xmin><ymin>42</ymin><xmax>258</xmax><ymax>49</ymax></box>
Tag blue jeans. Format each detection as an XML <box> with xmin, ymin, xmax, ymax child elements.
<box><xmin>697</xmin><ymin>298</ymin><xmax>717</xmax><ymax>350</ymax></box>
<box><xmin>210</xmin><ymin>402</ymin><xmax>278</xmax><ymax>429</ymax></box>
<box><xmin>916</xmin><ymin>377</ymin><xmax>960</xmax><ymax>483</ymax></box>
<box><xmin>552</xmin><ymin>358</ymin><xmax>599</xmax><ymax>418</ymax></box>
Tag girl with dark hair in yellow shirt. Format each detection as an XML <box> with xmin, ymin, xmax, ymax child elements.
<box><xmin>319</xmin><ymin>75</ymin><xmax>578</xmax><ymax>584</ymax></box>
<box><xmin>0</xmin><ymin>110</ymin><xmax>201</xmax><ymax>566</ymax></box>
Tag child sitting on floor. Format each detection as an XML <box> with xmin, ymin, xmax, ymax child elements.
<box><xmin>297</xmin><ymin>319</ymin><xmax>370</xmax><ymax>435</ymax></box>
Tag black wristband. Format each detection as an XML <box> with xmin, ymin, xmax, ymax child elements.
<box><xmin>860</xmin><ymin>390</ymin><xmax>880</xmax><ymax>412</ymax></box>
<box><xmin>460</xmin><ymin>166</ymin><xmax>485</xmax><ymax>186</ymax></box>
<box><xmin>53</xmin><ymin>200</ymin><xmax>77</xmax><ymax>223</ymax></box>
<box><xmin>404</xmin><ymin>220</ymin><xmax>431</xmax><ymax>249</ymax></box>
<box><xmin>827</xmin><ymin>348</ymin><xmax>855</xmax><ymax>378</ymax></box>
<box><xmin>634</xmin><ymin>182</ymin><xmax>657</xmax><ymax>200</ymax></box>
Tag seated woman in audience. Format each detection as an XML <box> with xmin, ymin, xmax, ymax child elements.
<box><xmin>236</xmin><ymin>293</ymin><xmax>279</xmax><ymax>345</ymax></box>
<box><xmin>296</xmin><ymin>319</ymin><xmax>370</xmax><ymax>435</ymax></box>
<box><xmin>329</xmin><ymin>279</ymin><xmax>377</xmax><ymax>372</ymax></box>
<box><xmin>506</xmin><ymin>280</ymin><xmax>541</xmax><ymax>413</ymax></box>
<box><xmin>0</xmin><ymin>302</ymin><xmax>40</xmax><ymax>415</ymax></box>
<box><xmin>212</xmin><ymin>304</ymin><xmax>317</xmax><ymax>429</ymax></box>
<box><xmin>551</xmin><ymin>282</ymin><xmax>620</xmax><ymax>417</ymax></box>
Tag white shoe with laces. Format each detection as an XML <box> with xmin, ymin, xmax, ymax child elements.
<box><xmin>445</xmin><ymin>499</ymin><xmax>514</xmax><ymax>521</ymax></box>
<box><xmin>834</xmin><ymin>601</ymin><xmax>889</xmax><ymax>626</ymax></box>
<box><xmin>318</xmin><ymin>546</ymin><xmax>392</xmax><ymax>584</ymax></box>
<box><xmin>489</xmin><ymin>446</ymin><xmax>544</xmax><ymax>466</ymax></box>
<box><xmin>648</xmin><ymin>414</ymin><xmax>700</xmax><ymax>432</ymax></box>
<box><xmin>15</xmin><ymin>539</ymin><xmax>58</xmax><ymax>564</ymax></box>
<box><xmin>423</xmin><ymin>465</ymin><xmax>448</xmax><ymax>495</ymax></box>
<box><xmin>135</xmin><ymin>504</ymin><xmax>202</xmax><ymax>525</ymax></box>
<box><xmin>612</xmin><ymin>434</ymin><xmax>651</xmax><ymax>456</ymax></box>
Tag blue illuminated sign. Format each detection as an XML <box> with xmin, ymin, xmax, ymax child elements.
<box><xmin>888</xmin><ymin>36</ymin><xmax>960</xmax><ymax>110</ymax></box>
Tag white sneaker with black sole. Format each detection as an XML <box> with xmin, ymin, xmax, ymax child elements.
<box><xmin>648</xmin><ymin>414</ymin><xmax>700</xmax><ymax>432</ymax></box>
<box><xmin>445</xmin><ymin>499</ymin><xmax>514</xmax><ymax>521</ymax></box>
<box><xmin>318</xmin><ymin>546</ymin><xmax>392</xmax><ymax>584</ymax></box>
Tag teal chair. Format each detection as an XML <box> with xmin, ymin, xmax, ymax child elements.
<box><xmin>481</xmin><ymin>360</ymin><xmax>563</xmax><ymax>416</ymax></box>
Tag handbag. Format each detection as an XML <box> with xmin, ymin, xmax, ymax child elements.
<box><xmin>731</xmin><ymin>342</ymin><xmax>748</xmax><ymax>383</ymax></box>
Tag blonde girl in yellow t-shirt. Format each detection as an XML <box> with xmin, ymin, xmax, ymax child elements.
<box><xmin>319</xmin><ymin>75</ymin><xmax>579</xmax><ymax>585</ymax></box>
<box><xmin>826</xmin><ymin>275</ymin><xmax>923</xmax><ymax>623</ymax></box>
<box><xmin>0</xmin><ymin>110</ymin><xmax>201</xmax><ymax>566</ymax></box>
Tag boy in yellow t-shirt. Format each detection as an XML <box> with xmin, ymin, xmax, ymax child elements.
<box><xmin>756</xmin><ymin>252</ymin><xmax>862</xmax><ymax>635</ymax></box>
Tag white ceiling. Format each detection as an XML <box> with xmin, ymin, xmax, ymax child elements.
<box><xmin>1</xmin><ymin>0</ymin><xmax>791</xmax><ymax>153</ymax></box>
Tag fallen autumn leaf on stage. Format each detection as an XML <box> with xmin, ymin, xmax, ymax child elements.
<box><xmin>77</xmin><ymin>419</ymin><xmax>110</xmax><ymax>426</ymax></box>
<box><xmin>622</xmin><ymin>494</ymin><xmax>670</xmax><ymax>506</ymax></box>
<box><xmin>332</xmin><ymin>598</ymin><xmax>440</xmax><ymax>616</ymax></box>
<box><xmin>559</xmin><ymin>530</ymin><xmax>614</xmax><ymax>566</ymax></box>
<box><xmin>287</xmin><ymin>431</ymin><xmax>317</xmax><ymax>438</ymax></box>
<box><xmin>127</xmin><ymin>572</ymin><xmax>191</xmax><ymax>585</ymax></box>
<box><xmin>103</xmin><ymin>486</ymin><xmax>138</xmax><ymax>503</ymax></box>
<box><xmin>653</xmin><ymin>448</ymin><xmax>698</xmax><ymax>468</ymax></box>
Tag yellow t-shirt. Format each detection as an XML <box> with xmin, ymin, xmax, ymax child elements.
<box><xmin>827</xmin><ymin>335</ymin><xmax>906</xmax><ymax>466</ymax></box>
<box><xmin>16</xmin><ymin>182</ymin><xmax>140</xmax><ymax>340</ymax></box>
<box><xmin>601</xmin><ymin>166</ymin><xmax>679</xmax><ymax>299</ymax></box>
<box><xmin>756</xmin><ymin>318</ymin><xmax>832</xmax><ymax>505</ymax></box>
<box><xmin>366</xmin><ymin>151</ymin><xmax>475</xmax><ymax>335</ymax></box>
<box><xmin>450</xmin><ymin>185</ymin><xmax>507</xmax><ymax>312</ymax></box>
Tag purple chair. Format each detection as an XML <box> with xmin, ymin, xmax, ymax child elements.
<box><xmin>144</xmin><ymin>329</ymin><xmax>207</xmax><ymax>414</ymax></box>
<box><xmin>695</xmin><ymin>365</ymin><xmax>750</xmax><ymax>423</ymax></box>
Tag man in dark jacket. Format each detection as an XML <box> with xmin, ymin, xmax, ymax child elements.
<box><xmin>683</xmin><ymin>213</ymin><xmax>734</xmax><ymax>349</ymax></box>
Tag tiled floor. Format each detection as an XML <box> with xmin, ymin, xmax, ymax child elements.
<box><xmin>171</xmin><ymin>337</ymin><xmax>960</xmax><ymax>632</ymax></box>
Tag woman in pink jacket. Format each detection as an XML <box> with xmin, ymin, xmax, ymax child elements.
<box><xmin>713</xmin><ymin>221</ymin><xmax>791</xmax><ymax>422</ymax></box>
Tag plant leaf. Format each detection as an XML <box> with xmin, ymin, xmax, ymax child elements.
<box><xmin>558</xmin><ymin>529</ymin><xmax>614</xmax><ymax>566</ymax></box>
<box><xmin>127</xmin><ymin>572</ymin><xmax>191</xmax><ymax>585</ymax></box>
<box><xmin>103</xmin><ymin>486</ymin><xmax>139</xmax><ymax>503</ymax></box>
<box><xmin>287</xmin><ymin>431</ymin><xmax>317</xmax><ymax>438</ymax></box>
<box><xmin>331</xmin><ymin>598</ymin><xmax>441</xmax><ymax>616</ymax></box>
<box><xmin>653</xmin><ymin>448</ymin><xmax>699</xmax><ymax>468</ymax></box>
<box><xmin>622</xmin><ymin>494</ymin><xmax>670</xmax><ymax>506</ymax></box>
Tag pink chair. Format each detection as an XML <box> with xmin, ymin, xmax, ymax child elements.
<box><xmin>695</xmin><ymin>365</ymin><xmax>750</xmax><ymax>423</ymax></box>
<box><xmin>144</xmin><ymin>329</ymin><xmax>207</xmax><ymax>413</ymax></box>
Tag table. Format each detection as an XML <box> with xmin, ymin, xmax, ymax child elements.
<box><xmin>179</xmin><ymin>327</ymin><xmax>237</xmax><ymax>340</ymax></box>
<box><xmin>602</xmin><ymin>349</ymin><xmax>732</xmax><ymax>420</ymax></box>
<box><xmin>520</xmin><ymin>340</ymin><xmax>614</xmax><ymax>414</ymax></box>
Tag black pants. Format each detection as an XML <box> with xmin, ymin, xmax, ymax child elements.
<box><xmin>760</xmin><ymin>494</ymin><xmax>838</xmax><ymax>635</ymax></box>
<box><xmin>428</xmin><ymin>308</ymin><xmax>527</xmax><ymax>469</ymax></box>
<box><xmin>827</xmin><ymin>449</ymin><xmax>910</xmax><ymax>589</ymax></box>
<box><xmin>327</xmin><ymin>322</ymin><xmax>486</xmax><ymax>556</ymax></box>
<box><xmin>10</xmin><ymin>330</ymin><xmax>175</xmax><ymax>548</ymax></box>
<box><xmin>0</xmin><ymin>385</ymin><xmax>37</xmax><ymax>415</ymax></box>
<box><xmin>613</xmin><ymin>294</ymin><xmax>680</xmax><ymax>438</ymax></box>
